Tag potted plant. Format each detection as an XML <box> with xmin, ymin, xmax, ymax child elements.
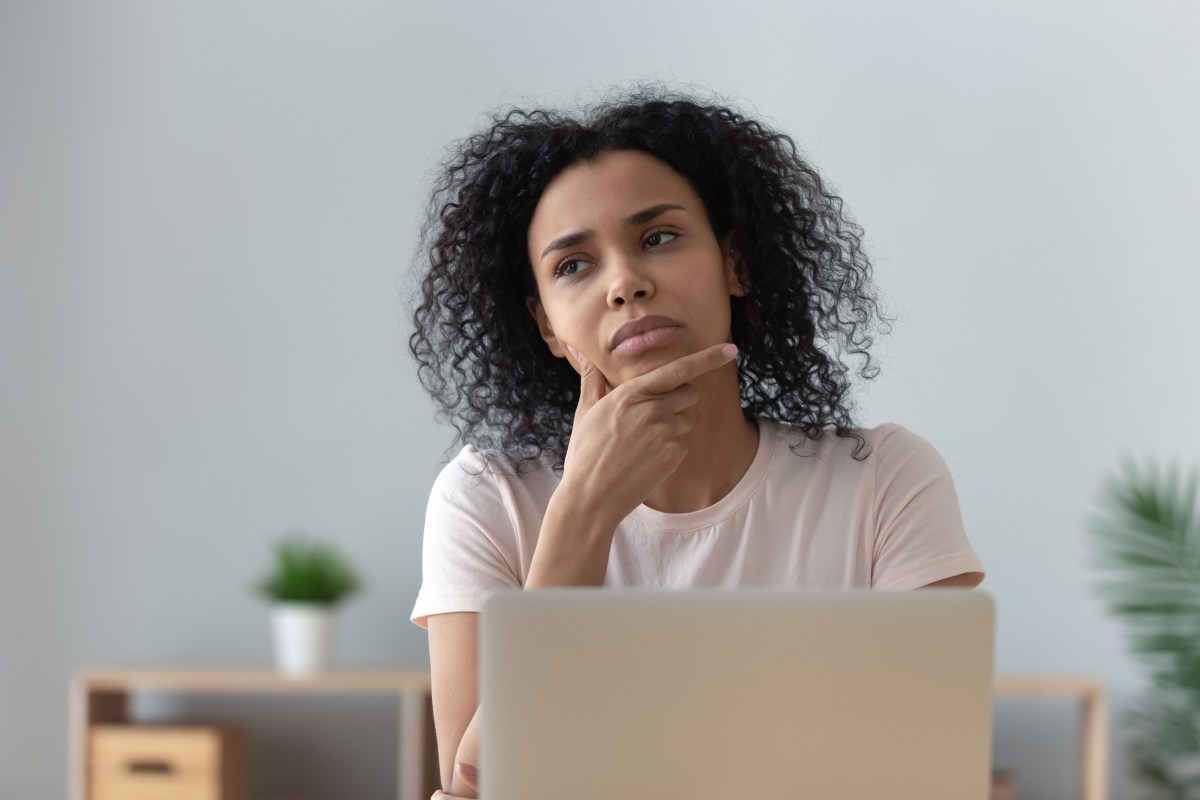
<box><xmin>1088</xmin><ymin>457</ymin><xmax>1200</xmax><ymax>797</ymax></box>
<box><xmin>256</xmin><ymin>535</ymin><xmax>362</xmax><ymax>676</ymax></box>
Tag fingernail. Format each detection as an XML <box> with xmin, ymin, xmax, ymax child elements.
<box><xmin>565</xmin><ymin>343</ymin><xmax>579</xmax><ymax>360</ymax></box>
<box><xmin>458</xmin><ymin>761</ymin><xmax>478</xmax><ymax>780</ymax></box>
<box><xmin>721</xmin><ymin>344</ymin><xmax>738</xmax><ymax>359</ymax></box>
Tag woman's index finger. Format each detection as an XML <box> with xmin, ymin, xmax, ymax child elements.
<box><xmin>632</xmin><ymin>344</ymin><xmax>738</xmax><ymax>395</ymax></box>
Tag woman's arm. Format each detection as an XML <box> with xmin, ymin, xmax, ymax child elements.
<box><xmin>430</xmin><ymin>491</ymin><xmax>625</xmax><ymax>798</ymax></box>
<box><xmin>428</xmin><ymin>345</ymin><xmax>738</xmax><ymax>798</ymax></box>
<box><xmin>921</xmin><ymin>573</ymin><xmax>983</xmax><ymax>588</ymax></box>
<box><xmin>870</xmin><ymin>425</ymin><xmax>986</xmax><ymax>589</ymax></box>
<box><xmin>428</xmin><ymin>612</ymin><xmax>480</xmax><ymax>795</ymax></box>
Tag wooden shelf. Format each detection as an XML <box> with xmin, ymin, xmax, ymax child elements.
<box><xmin>70</xmin><ymin>668</ymin><xmax>1109</xmax><ymax>800</ymax></box>
<box><xmin>69</xmin><ymin>667</ymin><xmax>437</xmax><ymax>800</ymax></box>
<box><xmin>994</xmin><ymin>675</ymin><xmax>1108</xmax><ymax>800</ymax></box>
<box><xmin>76</xmin><ymin>667</ymin><xmax>432</xmax><ymax>694</ymax></box>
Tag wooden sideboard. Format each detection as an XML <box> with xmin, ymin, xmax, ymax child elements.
<box><xmin>69</xmin><ymin>668</ymin><xmax>437</xmax><ymax>800</ymax></box>
<box><xmin>993</xmin><ymin>676</ymin><xmax>1109</xmax><ymax>800</ymax></box>
<box><xmin>70</xmin><ymin>668</ymin><xmax>1108</xmax><ymax>800</ymax></box>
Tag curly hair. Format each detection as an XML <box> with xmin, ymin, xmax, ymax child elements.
<box><xmin>409</xmin><ymin>84</ymin><xmax>893</xmax><ymax>474</ymax></box>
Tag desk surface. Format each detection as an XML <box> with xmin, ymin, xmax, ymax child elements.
<box><xmin>74</xmin><ymin>667</ymin><xmax>432</xmax><ymax>694</ymax></box>
<box><xmin>76</xmin><ymin>667</ymin><xmax>1097</xmax><ymax>698</ymax></box>
<box><xmin>993</xmin><ymin>675</ymin><xmax>1105</xmax><ymax>698</ymax></box>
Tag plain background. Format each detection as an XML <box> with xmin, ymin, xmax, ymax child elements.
<box><xmin>2</xmin><ymin>1</ymin><xmax>1197</xmax><ymax>798</ymax></box>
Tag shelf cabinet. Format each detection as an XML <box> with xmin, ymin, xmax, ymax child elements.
<box><xmin>69</xmin><ymin>668</ymin><xmax>437</xmax><ymax>800</ymax></box>
<box><xmin>70</xmin><ymin>669</ymin><xmax>1107</xmax><ymax>800</ymax></box>
<box><xmin>993</xmin><ymin>676</ymin><xmax>1109</xmax><ymax>800</ymax></box>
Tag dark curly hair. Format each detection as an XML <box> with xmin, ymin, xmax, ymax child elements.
<box><xmin>409</xmin><ymin>84</ymin><xmax>893</xmax><ymax>474</ymax></box>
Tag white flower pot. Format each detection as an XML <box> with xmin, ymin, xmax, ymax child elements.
<box><xmin>271</xmin><ymin>603</ymin><xmax>337</xmax><ymax>676</ymax></box>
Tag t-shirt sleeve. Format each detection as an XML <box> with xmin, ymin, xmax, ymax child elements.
<box><xmin>410</xmin><ymin>447</ymin><xmax>523</xmax><ymax>629</ymax></box>
<box><xmin>869</xmin><ymin>425</ymin><xmax>986</xmax><ymax>590</ymax></box>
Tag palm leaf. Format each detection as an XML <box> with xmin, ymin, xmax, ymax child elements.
<box><xmin>1089</xmin><ymin>457</ymin><xmax>1200</xmax><ymax>797</ymax></box>
<box><xmin>1125</xmin><ymin>690</ymin><xmax>1200</xmax><ymax>798</ymax></box>
<box><xmin>1089</xmin><ymin>461</ymin><xmax>1200</xmax><ymax>659</ymax></box>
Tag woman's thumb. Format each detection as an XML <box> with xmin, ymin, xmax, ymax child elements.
<box><xmin>566</xmin><ymin>344</ymin><xmax>607</xmax><ymax>411</ymax></box>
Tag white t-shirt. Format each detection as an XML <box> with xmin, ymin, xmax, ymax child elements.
<box><xmin>411</xmin><ymin>418</ymin><xmax>985</xmax><ymax>628</ymax></box>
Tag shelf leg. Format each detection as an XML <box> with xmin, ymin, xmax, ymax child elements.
<box><xmin>1081</xmin><ymin>686</ymin><xmax>1109</xmax><ymax>800</ymax></box>
<box><xmin>399</xmin><ymin>689</ymin><xmax>437</xmax><ymax>800</ymax></box>
<box><xmin>69</xmin><ymin>679</ymin><xmax>128</xmax><ymax>800</ymax></box>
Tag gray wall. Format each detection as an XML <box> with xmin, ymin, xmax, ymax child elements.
<box><xmin>2</xmin><ymin>1</ymin><xmax>1197</xmax><ymax>798</ymax></box>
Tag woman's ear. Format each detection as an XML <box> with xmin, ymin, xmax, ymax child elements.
<box><xmin>721</xmin><ymin>231</ymin><xmax>748</xmax><ymax>297</ymax></box>
<box><xmin>525</xmin><ymin>296</ymin><xmax>566</xmax><ymax>358</ymax></box>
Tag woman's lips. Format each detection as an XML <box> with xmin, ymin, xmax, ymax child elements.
<box><xmin>611</xmin><ymin>325</ymin><xmax>678</xmax><ymax>355</ymax></box>
<box><xmin>609</xmin><ymin>315</ymin><xmax>682</xmax><ymax>351</ymax></box>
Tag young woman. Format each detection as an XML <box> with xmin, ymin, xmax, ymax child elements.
<box><xmin>407</xmin><ymin>86</ymin><xmax>985</xmax><ymax>799</ymax></box>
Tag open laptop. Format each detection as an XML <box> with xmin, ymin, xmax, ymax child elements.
<box><xmin>480</xmin><ymin>589</ymin><xmax>994</xmax><ymax>800</ymax></box>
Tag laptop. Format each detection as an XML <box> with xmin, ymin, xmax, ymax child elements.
<box><xmin>480</xmin><ymin>589</ymin><xmax>994</xmax><ymax>800</ymax></box>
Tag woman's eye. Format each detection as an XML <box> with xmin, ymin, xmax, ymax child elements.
<box><xmin>555</xmin><ymin>258</ymin><xmax>589</xmax><ymax>278</ymax></box>
<box><xmin>645</xmin><ymin>230</ymin><xmax>679</xmax><ymax>248</ymax></box>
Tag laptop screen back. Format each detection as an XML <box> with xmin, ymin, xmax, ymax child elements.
<box><xmin>481</xmin><ymin>589</ymin><xmax>994</xmax><ymax>800</ymax></box>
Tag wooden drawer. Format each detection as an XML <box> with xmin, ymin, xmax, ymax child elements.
<box><xmin>92</xmin><ymin>778</ymin><xmax>223</xmax><ymax>800</ymax></box>
<box><xmin>88</xmin><ymin>725</ymin><xmax>245</xmax><ymax>800</ymax></box>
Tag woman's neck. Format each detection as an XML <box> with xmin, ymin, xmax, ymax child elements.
<box><xmin>641</xmin><ymin>363</ymin><xmax>759</xmax><ymax>514</ymax></box>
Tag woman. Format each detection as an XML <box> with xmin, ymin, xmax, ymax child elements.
<box><xmin>408</xmin><ymin>85</ymin><xmax>985</xmax><ymax>799</ymax></box>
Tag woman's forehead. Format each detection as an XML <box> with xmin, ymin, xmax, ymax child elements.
<box><xmin>526</xmin><ymin>150</ymin><xmax>703</xmax><ymax>249</ymax></box>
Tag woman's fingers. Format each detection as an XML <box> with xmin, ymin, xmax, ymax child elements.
<box><xmin>569</xmin><ymin>341</ymin><xmax>735</xmax><ymax>416</ymax></box>
<box><xmin>567</xmin><ymin>344</ymin><xmax>609</xmax><ymax>417</ymax></box>
<box><xmin>634</xmin><ymin>343</ymin><xmax>737</xmax><ymax>396</ymax></box>
<box><xmin>557</xmin><ymin>341</ymin><xmax>737</xmax><ymax>521</ymax></box>
<box><xmin>659</xmin><ymin>382</ymin><xmax>702</xmax><ymax>413</ymax></box>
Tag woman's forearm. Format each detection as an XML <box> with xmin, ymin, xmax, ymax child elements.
<box><xmin>449</xmin><ymin>485</ymin><xmax>619</xmax><ymax>796</ymax></box>
<box><xmin>525</xmin><ymin>480</ymin><xmax>621</xmax><ymax>588</ymax></box>
<box><xmin>449</xmin><ymin>706</ymin><xmax>482</xmax><ymax>797</ymax></box>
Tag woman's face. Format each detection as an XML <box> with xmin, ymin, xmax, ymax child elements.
<box><xmin>525</xmin><ymin>149</ymin><xmax>743</xmax><ymax>386</ymax></box>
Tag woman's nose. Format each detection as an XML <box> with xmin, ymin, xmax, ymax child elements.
<box><xmin>607</xmin><ymin>259</ymin><xmax>654</xmax><ymax>307</ymax></box>
<box><xmin>612</xmin><ymin>288</ymin><xmax>648</xmax><ymax>306</ymax></box>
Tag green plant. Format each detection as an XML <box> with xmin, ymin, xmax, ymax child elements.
<box><xmin>1089</xmin><ymin>457</ymin><xmax>1200</xmax><ymax>798</ymax></box>
<box><xmin>256</xmin><ymin>536</ymin><xmax>361</xmax><ymax>604</ymax></box>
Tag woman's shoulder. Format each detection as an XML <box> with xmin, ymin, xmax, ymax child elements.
<box><xmin>759</xmin><ymin>418</ymin><xmax>942</xmax><ymax>468</ymax></box>
<box><xmin>432</xmin><ymin>442</ymin><xmax>561</xmax><ymax>494</ymax></box>
<box><xmin>758</xmin><ymin>422</ymin><xmax>955</xmax><ymax>496</ymax></box>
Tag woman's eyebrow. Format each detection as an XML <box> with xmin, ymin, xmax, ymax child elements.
<box><xmin>539</xmin><ymin>203</ymin><xmax>686</xmax><ymax>260</ymax></box>
<box><xmin>624</xmin><ymin>202</ymin><xmax>687</xmax><ymax>228</ymax></box>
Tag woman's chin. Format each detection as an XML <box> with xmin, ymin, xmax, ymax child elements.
<box><xmin>608</xmin><ymin>349</ymin><xmax>681</xmax><ymax>381</ymax></box>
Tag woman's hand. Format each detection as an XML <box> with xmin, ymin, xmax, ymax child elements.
<box><xmin>446</xmin><ymin>703</ymin><xmax>481</xmax><ymax>798</ymax></box>
<box><xmin>525</xmin><ymin>342</ymin><xmax>737</xmax><ymax>587</ymax></box>
<box><xmin>559</xmin><ymin>342</ymin><xmax>737</xmax><ymax>526</ymax></box>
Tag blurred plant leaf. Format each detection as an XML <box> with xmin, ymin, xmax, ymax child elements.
<box><xmin>255</xmin><ymin>533</ymin><xmax>361</xmax><ymax>604</ymax></box>
<box><xmin>1089</xmin><ymin>457</ymin><xmax>1200</xmax><ymax>798</ymax></box>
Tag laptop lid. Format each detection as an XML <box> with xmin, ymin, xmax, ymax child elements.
<box><xmin>480</xmin><ymin>589</ymin><xmax>995</xmax><ymax>800</ymax></box>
